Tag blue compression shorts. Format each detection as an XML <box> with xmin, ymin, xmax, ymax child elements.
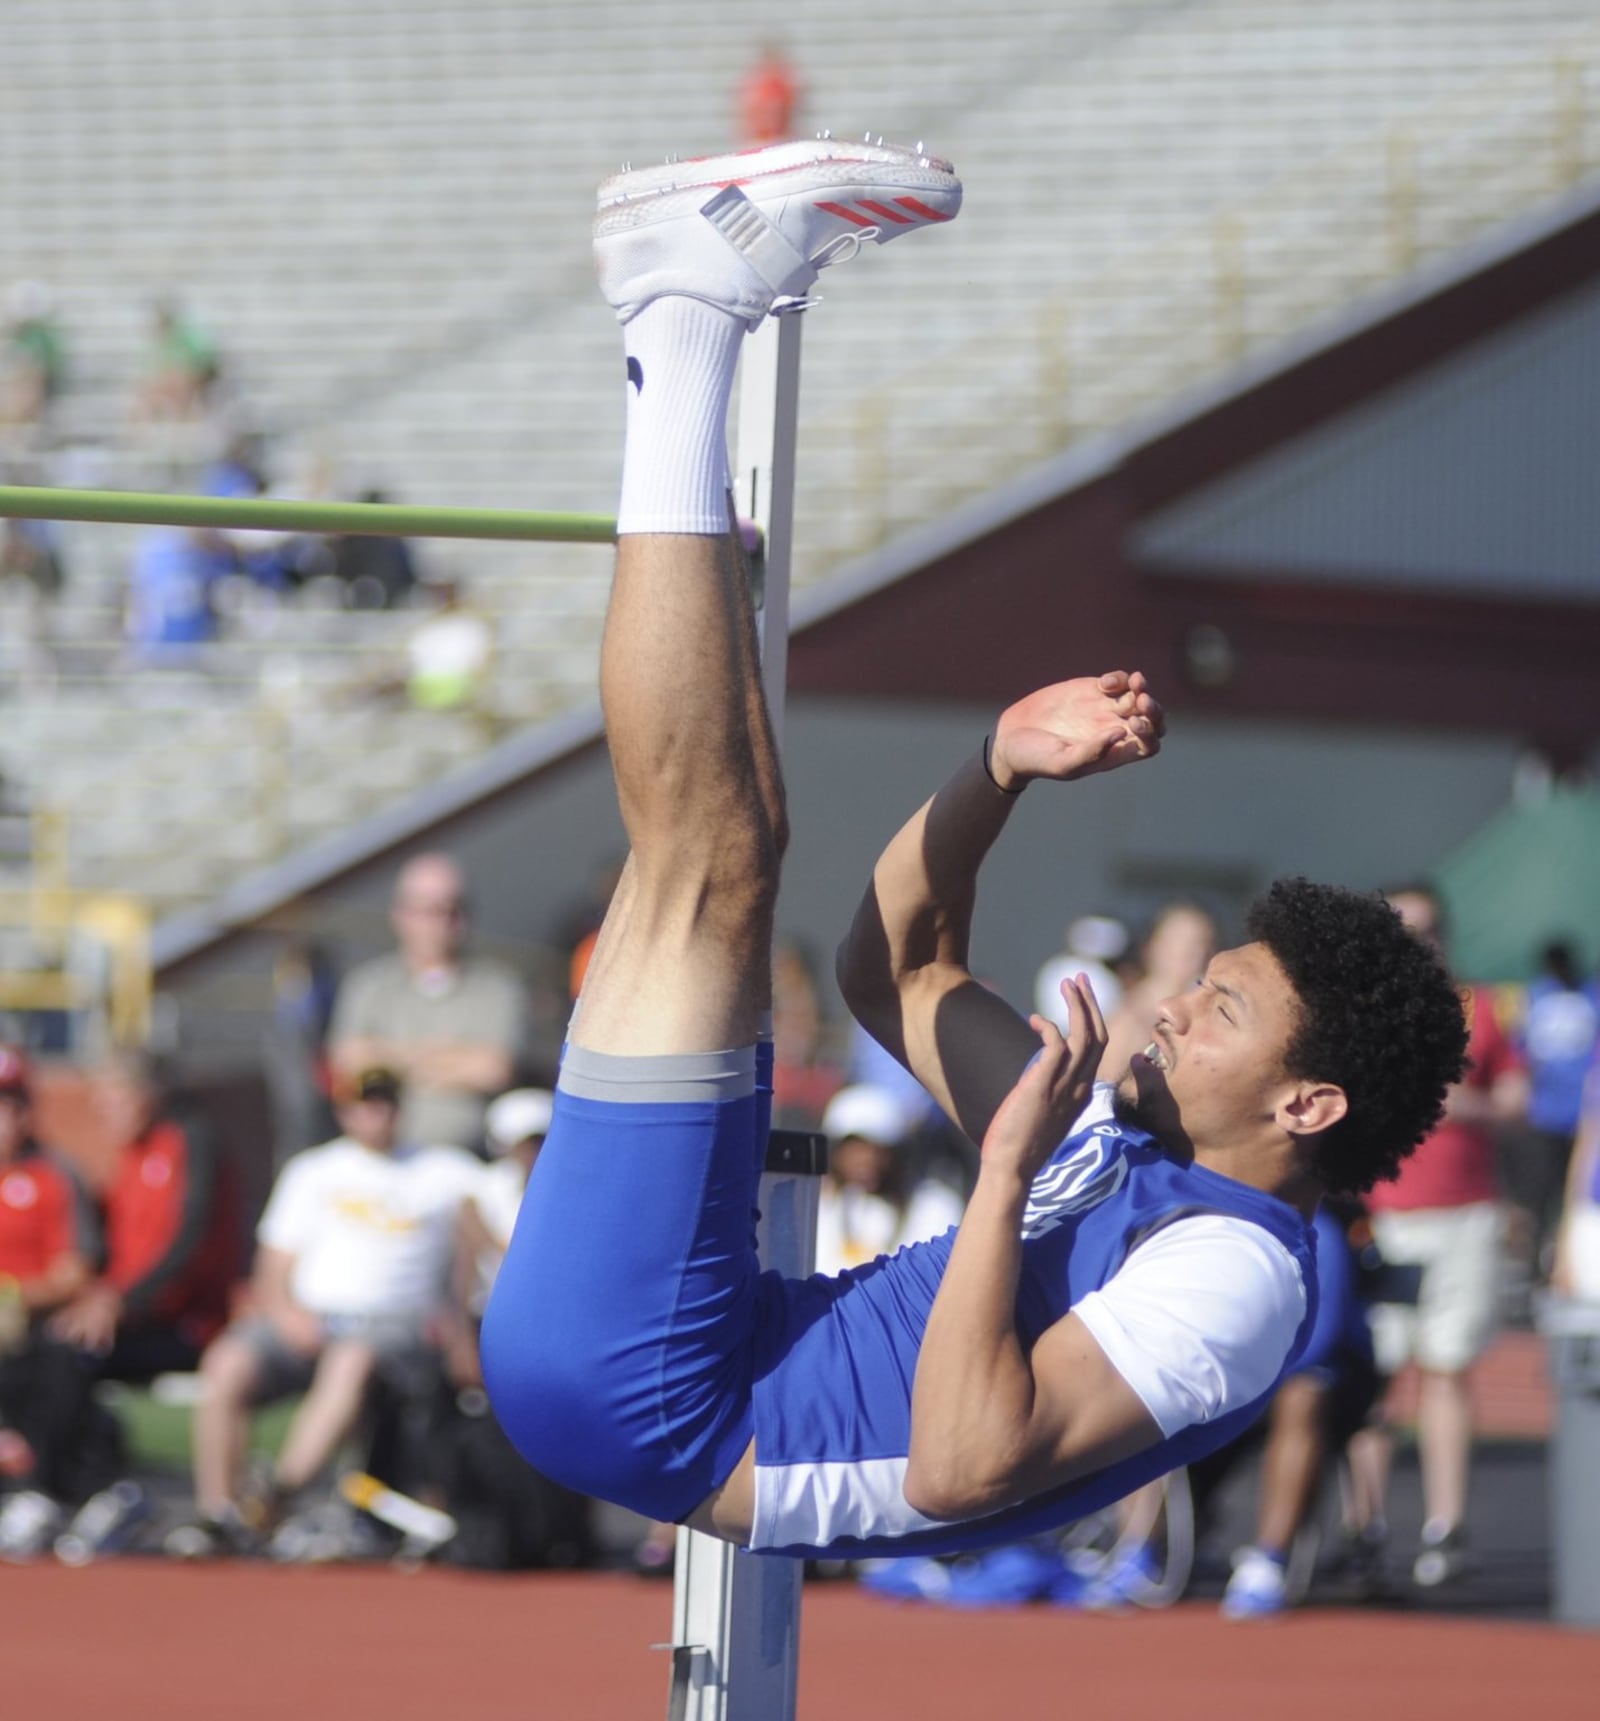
<box><xmin>480</xmin><ymin>1040</ymin><xmax>777</xmax><ymax>1523</ymax></box>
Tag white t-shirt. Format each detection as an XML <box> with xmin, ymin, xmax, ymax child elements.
<box><xmin>1073</xmin><ymin>1212</ymin><xmax>1308</xmax><ymax>1436</ymax></box>
<box><xmin>816</xmin><ymin>1178</ymin><xmax>966</xmax><ymax>1276</ymax></box>
<box><xmin>257</xmin><ymin>1138</ymin><xmax>486</xmax><ymax>1320</ymax></box>
<box><xmin>473</xmin><ymin>1156</ymin><xmax>528</xmax><ymax>1251</ymax></box>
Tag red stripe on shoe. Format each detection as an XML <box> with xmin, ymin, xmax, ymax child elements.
<box><xmin>817</xmin><ymin>201</ymin><xmax>878</xmax><ymax>228</ymax></box>
<box><xmin>857</xmin><ymin>199</ymin><xmax>913</xmax><ymax>224</ymax></box>
<box><xmin>894</xmin><ymin>196</ymin><xmax>951</xmax><ymax>221</ymax></box>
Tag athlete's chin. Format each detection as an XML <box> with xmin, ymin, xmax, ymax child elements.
<box><xmin>1115</xmin><ymin>1055</ymin><xmax>1170</xmax><ymax>1136</ymax></box>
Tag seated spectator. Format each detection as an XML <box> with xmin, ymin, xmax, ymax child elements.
<box><xmin>168</xmin><ymin>1066</ymin><xmax>483</xmax><ymax>1556</ymax></box>
<box><xmin>124</xmin><ymin>525</ymin><xmax>230</xmax><ymax>658</ymax></box>
<box><xmin>405</xmin><ymin>1086</ymin><xmax>589</xmax><ymax>1570</ymax></box>
<box><xmin>403</xmin><ymin>580</ymin><xmax>493</xmax><ymax>712</ymax></box>
<box><xmin>816</xmin><ymin>1085</ymin><xmax>965</xmax><ymax>1276</ymax></box>
<box><xmin>131</xmin><ymin>297</ymin><xmax>221</xmax><ymax>425</ymax></box>
<box><xmin>1034</xmin><ymin>913</ymin><xmax>1128</xmax><ymax>1032</ymax></box>
<box><xmin>330</xmin><ymin>490</ymin><xmax>420</xmax><ymax>610</ymax></box>
<box><xmin>330</xmin><ymin>853</ymin><xmax>529</xmax><ymax>1153</ymax></box>
<box><xmin>770</xmin><ymin>940</ymin><xmax>844</xmax><ymax>1130</ymax></box>
<box><xmin>51</xmin><ymin>1050</ymin><xmax>236</xmax><ymax>1379</ymax></box>
<box><xmin>0</xmin><ymin>281</ymin><xmax>66</xmax><ymax>444</ymax></box>
<box><xmin>0</xmin><ymin>1048</ymin><xmax>104</xmax><ymax>1558</ymax></box>
<box><xmin>2</xmin><ymin>515</ymin><xmax>67</xmax><ymax>598</ymax></box>
<box><xmin>466</xmin><ymin>1088</ymin><xmax>552</xmax><ymax>1283</ymax></box>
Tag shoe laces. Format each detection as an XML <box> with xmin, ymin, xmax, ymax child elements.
<box><xmin>771</xmin><ymin>227</ymin><xmax>883</xmax><ymax>318</ymax></box>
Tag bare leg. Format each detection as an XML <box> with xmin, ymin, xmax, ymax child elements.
<box><xmin>1254</xmin><ymin>1376</ymin><xmax>1328</xmax><ymax>1553</ymax></box>
<box><xmin>572</xmin><ymin>518</ymin><xmax>785</xmax><ymax>1059</ymax></box>
<box><xmin>273</xmin><ymin>1340</ymin><xmax>378</xmax><ymax>1493</ymax></box>
<box><xmin>1415</xmin><ymin>1367</ymin><xmax>1472</xmax><ymax>1530</ymax></box>
<box><xmin>193</xmin><ymin>1335</ymin><xmax>263</xmax><ymax>1515</ymax></box>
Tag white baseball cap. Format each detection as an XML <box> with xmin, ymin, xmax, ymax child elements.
<box><xmin>485</xmin><ymin>1088</ymin><xmax>554</xmax><ymax>1155</ymax></box>
<box><xmin>823</xmin><ymin>1084</ymin><xmax>913</xmax><ymax>1149</ymax></box>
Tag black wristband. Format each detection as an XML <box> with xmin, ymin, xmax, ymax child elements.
<box><xmin>983</xmin><ymin>734</ymin><xmax>1024</xmax><ymax>796</ymax></box>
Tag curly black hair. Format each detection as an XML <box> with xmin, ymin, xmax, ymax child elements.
<box><xmin>1246</xmin><ymin>878</ymin><xmax>1469</xmax><ymax>1196</ymax></box>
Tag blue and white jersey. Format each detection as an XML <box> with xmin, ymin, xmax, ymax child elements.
<box><xmin>748</xmin><ymin>1086</ymin><xmax>1318</xmax><ymax>1557</ymax></box>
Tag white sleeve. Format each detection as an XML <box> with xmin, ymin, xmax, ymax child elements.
<box><xmin>256</xmin><ymin>1154</ymin><xmax>320</xmax><ymax>1254</ymax></box>
<box><xmin>1071</xmin><ymin>1215</ymin><xmax>1308</xmax><ymax>1438</ymax></box>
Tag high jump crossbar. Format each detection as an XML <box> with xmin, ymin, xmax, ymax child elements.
<box><xmin>0</xmin><ymin>485</ymin><xmax>616</xmax><ymax>544</ymax></box>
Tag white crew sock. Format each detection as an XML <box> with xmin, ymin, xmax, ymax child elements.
<box><xmin>615</xmin><ymin>296</ymin><xmax>742</xmax><ymax>535</ymax></box>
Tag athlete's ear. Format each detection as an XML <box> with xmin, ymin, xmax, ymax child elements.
<box><xmin>1277</xmin><ymin>1081</ymin><xmax>1347</xmax><ymax>1138</ymax></box>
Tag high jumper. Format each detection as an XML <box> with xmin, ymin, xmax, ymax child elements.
<box><xmin>480</xmin><ymin>136</ymin><xmax>1468</xmax><ymax>1560</ymax></box>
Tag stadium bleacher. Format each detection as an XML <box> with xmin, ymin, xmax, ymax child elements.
<box><xmin>2</xmin><ymin>0</ymin><xmax>1598</xmax><ymax>911</ymax></box>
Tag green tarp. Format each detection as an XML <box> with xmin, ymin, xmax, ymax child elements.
<box><xmin>1435</xmin><ymin>787</ymin><xmax>1600</xmax><ymax>983</ymax></box>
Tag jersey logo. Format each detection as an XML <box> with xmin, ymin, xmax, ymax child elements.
<box><xmin>1020</xmin><ymin>1132</ymin><xmax>1129</xmax><ymax>1239</ymax></box>
<box><xmin>0</xmin><ymin>1173</ymin><xmax>38</xmax><ymax>1210</ymax></box>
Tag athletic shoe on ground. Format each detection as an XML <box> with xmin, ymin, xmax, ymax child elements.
<box><xmin>162</xmin><ymin>1505</ymin><xmax>259</xmax><ymax>1561</ymax></box>
<box><xmin>1221</xmin><ymin>1547</ymin><xmax>1290</xmax><ymax>1620</ymax></box>
<box><xmin>594</xmin><ymin>135</ymin><xmax>961</xmax><ymax>327</ymax></box>
<box><xmin>942</xmin><ymin>1539</ymin><xmax>1069</xmax><ymax>1607</ymax></box>
<box><xmin>54</xmin><ymin>1479</ymin><xmax>152</xmax><ymax>1565</ymax></box>
<box><xmin>1331</xmin><ymin>1519</ymin><xmax>1389</xmax><ymax>1599</ymax></box>
<box><xmin>0</xmin><ymin>1489</ymin><xmax>64</xmax><ymax>1561</ymax></box>
<box><xmin>857</xmin><ymin>1554</ymin><xmax>954</xmax><ymax>1602</ymax></box>
<box><xmin>1413</xmin><ymin>1522</ymin><xmax>1469</xmax><ymax>1588</ymax></box>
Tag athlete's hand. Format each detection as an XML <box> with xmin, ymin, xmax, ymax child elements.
<box><xmin>979</xmin><ymin>976</ymin><xmax>1108</xmax><ymax>1186</ymax></box>
<box><xmin>989</xmin><ymin>671</ymin><xmax>1164</xmax><ymax>790</ymax></box>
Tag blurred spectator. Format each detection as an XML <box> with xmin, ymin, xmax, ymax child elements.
<box><xmin>2</xmin><ymin>516</ymin><xmax>67</xmax><ymax>598</ymax></box>
<box><xmin>1102</xmin><ymin>900</ymin><xmax>1217</xmax><ymax>1077</ymax></box>
<box><xmin>131</xmin><ymin>296</ymin><xmax>222</xmax><ymax>425</ymax></box>
<box><xmin>404</xmin><ymin>580</ymin><xmax>493</xmax><ymax>711</ymax></box>
<box><xmin>1509</xmin><ymin>939</ymin><xmax>1600</xmax><ymax>1280</ymax></box>
<box><xmin>1551</xmin><ymin>1073</ymin><xmax>1600</xmax><ymax>1301</ymax></box>
<box><xmin>421</xmin><ymin>1085</ymin><xmax>590</xmax><ymax>1569</ymax></box>
<box><xmin>0</xmin><ymin>1048</ymin><xmax>103</xmax><ymax>1558</ymax></box>
<box><xmin>463</xmin><ymin>1087</ymin><xmax>552</xmax><ymax>1304</ymax></box>
<box><xmin>1359</xmin><ymin>885</ymin><xmax>1527</xmax><ymax>1590</ymax></box>
<box><xmin>737</xmin><ymin>43</ymin><xmax>801</xmax><ymax>146</ymax></box>
<box><xmin>168</xmin><ymin>1066</ymin><xmax>484</xmax><ymax>1556</ymax></box>
<box><xmin>771</xmin><ymin>939</ymin><xmax>844</xmax><ymax>1130</ymax></box>
<box><xmin>124</xmin><ymin>525</ymin><xmax>228</xmax><ymax>657</ymax></box>
<box><xmin>50</xmin><ymin>1050</ymin><xmax>237</xmax><ymax>1374</ymax></box>
<box><xmin>262</xmin><ymin>939</ymin><xmax>340</xmax><ymax>1171</ymax></box>
<box><xmin>1214</xmin><ymin>1203</ymin><xmax>1384</xmax><ymax>1619</ymax></box>
<box><xmin>330</xmin><ymin>854</ymin><xmax>529</xmax><ymax>1151</ymax></box>
<box><xmin>0</xmin><ymin>282</ymin><xmax>66</xmax><ymax>445</ymax></box>
<box><xmin>331</xmin><ymin>490</ymin><xmax>420</xmax><ymax>610</ymax></box>
<box><xmin>1034</xmin><ymin>913</ymin><xmax>1128</xmax><ymax>1032</ymax></box>
<box><xmin>815</xmin><ymin>1084</ymin><xmax>964</xmax><ymax>1276</ymax></box>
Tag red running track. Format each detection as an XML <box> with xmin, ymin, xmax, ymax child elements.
<box><xmin>2</xmin><ymin>1563</ymin><xmax>1596</xmax><ymax>1721</ymax></box>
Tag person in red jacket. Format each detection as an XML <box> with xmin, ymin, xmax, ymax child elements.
<box><xmin>51</xmin><ymin>1050</ymin><xmax>237</xmax><ymax>1375</ymax></box>
<box><xmin>0</xmin><ymin>1047</ymin><xmax>107</xmax><ymax>1556</ymax></box>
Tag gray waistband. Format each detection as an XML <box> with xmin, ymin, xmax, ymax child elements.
<box><xmin>558</xmin><ymin>1041</ymin><xmax>758</xmax><ymax>1105</ymax></box>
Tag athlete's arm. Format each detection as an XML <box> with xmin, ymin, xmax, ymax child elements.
<box><xmin>838</xmin><ymin>671</ymin><xmax>1163</xmax><ymax>1146</ymax></box>
<box><xmin>904</xmin><ymin>991</ymin><xmax>1160</xmax><ymax>1519</ymax></box>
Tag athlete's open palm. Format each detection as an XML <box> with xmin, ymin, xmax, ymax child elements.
<box><xmin>981</xmin><ymin>976</ymin><xmax>1108</xmax><ymax>1186</ymax></box>
<box><xmin>991</xmin><ymin>671</ymin><xmax>1164</xmax><ymax>788</ymax></box>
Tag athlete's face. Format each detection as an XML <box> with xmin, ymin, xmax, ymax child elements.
<box><xmin>1114</xmin><ymin>941</ymin><xmax>1304</xmax><ymax>1153</ymax></box>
